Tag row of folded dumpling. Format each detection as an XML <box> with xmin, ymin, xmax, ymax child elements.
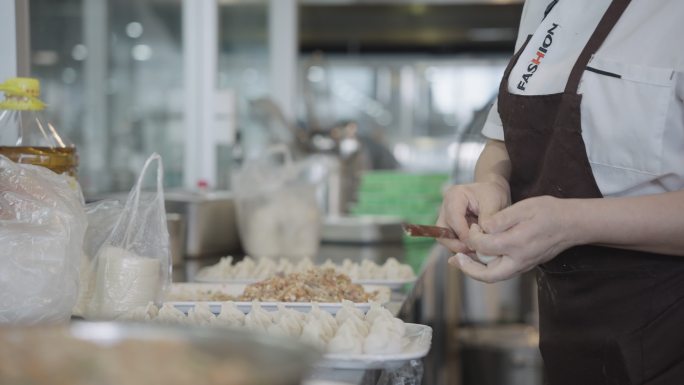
<box><xmin>196</xmin><ymin>257</ymin><xmax>415</xmax><ymax>281</ymax></box>
<box><xmin>120</xmin><ymin>301</ymin><xmax>408</xmax><ymax>355</ymax></box>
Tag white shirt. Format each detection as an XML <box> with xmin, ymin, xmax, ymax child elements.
<box><xmin>482</xmin><ymin>0</ymin><xmax>684</xmax><ymax>198</ymax></box>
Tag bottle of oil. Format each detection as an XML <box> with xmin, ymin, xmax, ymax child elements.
<box><xmin>0</xmin><ymin>77</ymin><xmax>78</xmax><ymax>177</ymax></box>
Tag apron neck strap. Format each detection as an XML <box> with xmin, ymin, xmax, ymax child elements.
<box><xmin>565</xmin><ymin>0</ymin><xmax>631</xmax><ymax>94</ymax></box>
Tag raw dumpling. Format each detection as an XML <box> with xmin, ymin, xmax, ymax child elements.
<box><xmin>364</xmin><ymin>302</ymin><xmax>393</xmax><ymax>324</ymax></box>
<box><xmin>300</xmin><ymin>318</ymin><xmax>328</xmax><ymax>349</ymax></box>
<box><xmin>327</xmin><ymin>321</ymin><xmax>364</xmax><ymax>354</ymax></box>
<box><xmin>156</xmin><ymin>303</ymin><xmax>188</xmax><ymax>325</ymax></box>
<box><xmin>188</xmin><ymin>303</ymin><xmax>216</xmax><ymax>325</ymax></box>
<box><xmin>381</xmin><ymin>257</ymin><xmax>415</xmax><ymax>279</ymax></box>
<box><xmin>118</xmin><ymin>301</ymin><xmax>159</xmax><ymax>321</ymax></box>
<box><xmin>335</xmin><ymin>300</ymin><xmax>364</xmax><ymax>326</ymax></box>
<box><xmin>244</xmin><ymin>301</ymin><xmax>273</xmax><ymax>332</ymax></box>
<box><xmin>340</xmin><ymin>313</ymin><xmax>369</xmax><ymax>337</ymax></box>
<box><xmin>307</xmin><ymin>303</ymin><xmax>337</xmax><ymax>339</ymax></box>
<box><xmin>252</xmin><ymin>258</ymin><xmax>277</xmax><ymax>279</ymax></box>
<box><xmin>358</xmin><ymin>260</ymin><xmax>381</xmax><ymax>280</ymax></box>
<box><xmin>273</xmin><ymin>309</ymin><xmax>303</xmax><ymax>337</ymax></box>
<box><xmin>276</xmin><ymin>258</ymin><xmax>294</xmax><ymax>274</ymax></box>
<box><xmin>363</xmin><ymin>323</ymin><xmax>405</xmax><ymax>354</ymax></box>
<box><xmin>233</xmin><ymin>258</ymin><xmax>256</xmax><ymax>278</ymax></box>
<box><xmin>370</xmin><ymin>311</ymin><xmax>406</xmax><ymax>337</ymax></box>
<box><xmin>294</xmin><ymin>258</ymin><xmax>314</xmax><ymax>272</ymax></box>
<box><xmin>215</xmin><ymin>301</ymin><xmax>245</xmax><ymax>327</ymax></box>
<box><xmin>320</xmin><ymin>259</ymin><xmax>337</xmax><ymax>271</ymax></box>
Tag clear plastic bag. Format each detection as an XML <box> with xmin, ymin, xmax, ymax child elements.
<box><xmin>233</xmin><ymin>145</ymin><xmax>321</xmax><ymax>260</ymax></box>
<box><xmin>72</xmin><ymin>199</ymin><xmax>124</xmax><ymax>317</ymax></box>
<box><xmin>85</xmin><ymin>154</ymin><xmax>171</xmax><ymax>319</ymax></box>
<box><xmin>0</xmin><ymin>155</ymin><xmax>86</xmax><ymax>324</ymax></box>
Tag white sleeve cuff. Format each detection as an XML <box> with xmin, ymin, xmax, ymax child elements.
<box><xmin>481</xmin><ymin>101</ymin><xmax>505</xmax><ymax>141</ymax></box>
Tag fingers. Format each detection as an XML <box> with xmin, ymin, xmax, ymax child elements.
<box><xmin>437</xmin><ymin>192</ymin><xmax>471</xmax><ymax>241</ymax></box>
<box><xmin>479</xmin><ymin>203</ymin><xmax>528</xmax><ymax>234</ymax></box>
<box><xmin>450</xmin><ymin>252</ymin><xmax>519</xmax><ymax>283</ymax></box>
<box><xmin>436</xmin><ymin>238</ymin><xmax>470</xmax><ymax>254</ymax></box>
<box><xmin>465</xmin><ymin>223</ymin><xmax>511</xmax><ymax>257</ymax></box>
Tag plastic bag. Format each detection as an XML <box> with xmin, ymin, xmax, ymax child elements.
<box><xmin>85</xmin><ymin>154</ymin><xmax>170</xmax><ymax>319</ymax></box>
<box><xmin>72</xmin><ymin>199</ymin><xmax>124</xmax><ymax>317</ymax></box>
<box><xmin>0</xmin><ymin>155</ymin><xmax>86</xmax><ymax>324</ymax></box>
<box><xmin>233</xmin><ymin>145</ymin><xmax>321</xmax><ymax>260</ymax></box>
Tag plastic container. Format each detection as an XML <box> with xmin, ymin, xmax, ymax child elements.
<box><xmin>0</xmin><ymin>77</ymin><xmax>78</xmax><ymax>177</ymax></box>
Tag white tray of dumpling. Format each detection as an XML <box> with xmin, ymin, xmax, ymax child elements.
<box><xmin>166</xmin><ymin>283</ymin><xmax>391</xmax><ymax>315</ymax></box>
<box><xmin>119</xmin><ymin>301</ymin><xmax>432</xmax><ymax>370</ymax></box>
<box><xmin>194</xmin><ymin>257</ymin><xmax>417</xmax><ymax>290</ymax></box>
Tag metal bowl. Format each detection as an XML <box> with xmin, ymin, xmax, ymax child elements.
<box><xmin>0</xmin><ymin>321</ymin><xmax>321</xmax><ymax>385</ymax></box>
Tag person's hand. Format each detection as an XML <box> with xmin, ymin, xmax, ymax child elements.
<box><xmin>449</xmin><ymin>195</ymin><xmax>580</xmax><ymax>283</ymax></box>
<box><xmin>436</xmin><ymin>179</ymin><xmax>511</xmax><ymax>254</ymax></box>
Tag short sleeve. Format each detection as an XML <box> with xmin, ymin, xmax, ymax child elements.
<box><xmin>481</xmin><ymin>100</ymin><xmax>505</xmax><ymax>141</ymax></box>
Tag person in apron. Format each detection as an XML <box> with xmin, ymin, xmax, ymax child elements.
<box><xmin>437</xmin><ymin>0</ymin><xmax>684</xmax><ymax>383</ymax></box>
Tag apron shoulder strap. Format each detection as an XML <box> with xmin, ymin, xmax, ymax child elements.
<box><xmin>564</xmin><ymin>0</ymin><xmax>631</xmax><ymax>94</ymax></box>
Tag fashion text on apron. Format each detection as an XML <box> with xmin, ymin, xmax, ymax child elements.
<box><xmin>497</xmin><ymin>0</ymin><xmax>684</xmax><ymax>383</ymax></box>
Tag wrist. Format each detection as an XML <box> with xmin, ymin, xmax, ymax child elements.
<box><xmin>562</xmin><ymin>198</ymin><xmax>594</xmax><ymax>248</ymax></box>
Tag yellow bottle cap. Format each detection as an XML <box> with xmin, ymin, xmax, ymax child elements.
<box><xmin>0</xmin><ymin>77</ymin><xmax>45</xmax><ymax>110</ymax></box>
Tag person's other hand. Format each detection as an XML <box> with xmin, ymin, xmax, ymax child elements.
<box><xmin>450</xmin><ymin>195</ymin><xmax>579</xmax><ymax>283</ymax></box>
<box><xmin>436</xmin><ymin>180</ymin><xmax>511</xmax><ymax>254</ymax></box>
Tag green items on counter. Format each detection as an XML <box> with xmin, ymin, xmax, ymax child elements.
<box><xmin>351</xmin><ymin>170</ymin><xmax>449</xmax><ymax>244</ymax></box>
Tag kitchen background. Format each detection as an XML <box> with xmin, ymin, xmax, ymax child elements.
<box><xmin>27</xmin><ymin>0</ymin><xmax>521</xmax><ymax>197</ymax></box>
<box><xmin>4</xmin><ymin>2</ymin><xmax>545</xmax><ymax>384</ymax></box>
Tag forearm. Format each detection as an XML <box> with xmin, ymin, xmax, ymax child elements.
<box><xmin>474</xmin><ymin>140</ymin><xmax>511</xmax><ymax>189</ymax></box>
<box><xmin>568</xmin><ymin>190</ymin><xmax>684</xmax><ymax>256</ymax></box>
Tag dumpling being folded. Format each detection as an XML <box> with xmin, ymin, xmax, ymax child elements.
<box><xmin>327</xmin><ymin>321</ymin><xmax>364</xmax><ymax>354</ymax></box>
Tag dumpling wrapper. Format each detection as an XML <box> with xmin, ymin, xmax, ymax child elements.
<box><xmin>157</xmin><ymin>303</ymin><xmax>188</xmax><ymax>325</ymax></box>
<box><xmin>245</xmin><ymin>301</ymin><xmax>273</xmax><ymax>332</ymax></box>
<box><xmin>300</xmin><ymin>318</ymin><xmax>328</xmax><ymax>348</ymax></box>
<box><xmin>335</xmin><ymin>300</ymin><xmax>364</xmax><ymax>326</ymax></box>
<box><xmin>188</xmin><ymin>302</ymin><xmax>216</xmax><ymax>325</ymax></box>
<box><xmin>365</xmin><ymin>302</ymin><xmax>392</xmax><ymax>324</ymax></box>
<box><xmin>117</xmin><ymin>301</ymin><xmax>159</xmax><ymax>321</ymax></box>
<box><xmin>215</xmin><ymin>301</ymin><xmax>245</xmax><ymax>327</ymax></box>
<box><xmin>327</xmin><ymin>321</ymin><xmax>363</xmax><ymax>354</ymax></box>
<box><xmin>307</xmin><ymin>303</ymin><xmax>337</xmax><ymax>339</ymax></box>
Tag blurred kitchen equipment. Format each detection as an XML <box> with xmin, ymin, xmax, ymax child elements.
<box><xmin>458</xmin><ymin>325</ymin><xmax>542</xmax><ymax>385</ymax></box>
<box><xmin>165</xmin><ymin>190</ymin><xmax>241</xmax><ymax>258</ymax></box>
<box><xmin>166</xmin><ymin>213</ymin><xmax>186</xmax><ymax>282</ymax></box>
<box><xmin>0</xmin><ymin>321</ymin><xmax>321</xmax><ymax>385</ymax></box>
<box><xmin>321</xmin><ymin>215</ymin><xmax>403</xmax><ymax>244</ymax></box>
<box><xmin>233</xmin><ymin>145</ymin><xmax>321</xmax><ymax>260</ymax></box>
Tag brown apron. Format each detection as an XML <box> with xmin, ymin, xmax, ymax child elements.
<box><xmin>497</xmin><ymin>0</ymin><xmax>684</xmax><ymax>383</ymax></box>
